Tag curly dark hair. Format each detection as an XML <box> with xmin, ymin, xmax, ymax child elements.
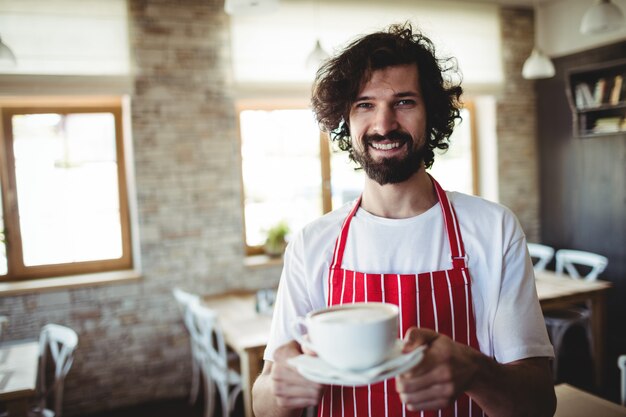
<box><xmin>311</xmin><ymin>22</ymin><xmax>463</xmax><ymax>169</ymax></box>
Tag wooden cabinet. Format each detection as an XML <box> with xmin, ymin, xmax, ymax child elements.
<box><xmin>566</xmin><ymin>58</ymin><xmax>626</xmax><ymax>138</ymax></box>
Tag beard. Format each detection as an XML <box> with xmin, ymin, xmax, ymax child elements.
<box><xmin>352</xmin><ymin>130</ymin><xmax>427</xmax><ymax>186</ymax></box>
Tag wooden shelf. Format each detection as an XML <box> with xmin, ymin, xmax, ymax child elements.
<box><xmin>567</xmin><ymin>58</ymin><xmax>626</xmax><ymax>138</ymax></box>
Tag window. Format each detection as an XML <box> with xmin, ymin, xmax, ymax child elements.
<box><xmin>239</xmin><ymin>103</ymin><xmax>475</xmax><ymax>255</ymax></box>
<box><xmin>429</xmin><ymin>106</ymin><xmax>477</xmax><ymax>194</ymax></box>
<box><xmin>0</xmin><ymin>102</ymin><xmax>132</xmax><ymax>280</ymax></box>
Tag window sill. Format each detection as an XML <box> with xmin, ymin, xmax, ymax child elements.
<box><xmin>244</xmin><ymin>254</ymin><xmax>284</xmax><ymax>269</ymax></box>
<box><xmin>0</xmin><ymin>269</ymin><xmax>142</xmax><ymax>297</ymax></box>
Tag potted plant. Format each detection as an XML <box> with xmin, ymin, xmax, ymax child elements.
<box><xmin>263</xmin><ymin>221</ymin><xmax>290</xmax><ymax>257</ymax></box>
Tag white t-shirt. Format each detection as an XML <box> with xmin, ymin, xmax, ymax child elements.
<box><xmin>264</xmin><ymin>191</ymin><xmax>554</xmax><ymax>364</ymax></box>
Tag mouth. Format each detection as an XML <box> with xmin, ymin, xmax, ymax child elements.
<box><xmin>370</xmin><ymin>141</ymin><xmax>403</xmax><ymax>151</ymax></box>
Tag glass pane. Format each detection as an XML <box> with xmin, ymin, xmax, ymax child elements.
<box><xmin>0</xmin><ymin>181</ymin><xmax>6</xmax><ymax>276</ymax></box>
<box><xmin>11</xmin><ymin>112</ymin><xmax>123</xmax><ymax>266</ymax></box>
<box><xmin>330</xmin><ymin>147</ymin><xmax>365</xmax><ymax>208</ymax></box>
<box><xmin>429</xmin><ymin>108</ymin><xmax>474</xmax><ymax>194</ymax></box>
<box><xmin>241</xmin><ymin>109</ymin><xmax>323</xmax><ymax>247</ymax></box>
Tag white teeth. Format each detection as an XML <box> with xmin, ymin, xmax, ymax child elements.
<box><xmin>371</xmin><ymin>142</ymin><xmax>401</xmax><ymax>150</ymax></box>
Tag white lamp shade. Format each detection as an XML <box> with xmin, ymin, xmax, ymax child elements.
<box><xmin>225</xmin><ymin>0</ymin><xmax>280</xmax><ymax>15</ymax></box>
<box><xmin>522</xmin><ymin>48</ymin><xmax>555</xmax><ymax>80</ymax></box>
<box><xmin>305</xmin><ymin>39</ymin><xmax>329</xmax><ymax>69</ymax></box>
<box><xmin>580</xmin><ymin>0</ymin><xmax>625</xmax><ymax>34</ymax></box>
<box><xmin>0</xmin><ymin>36</ymin><xmax>16</xmax><ymax>66</ymax></box>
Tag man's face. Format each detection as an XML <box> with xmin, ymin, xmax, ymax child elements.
<box><xmin>348</xmin><ymin>64</ymin><xmax>427</xmax><ymax>185</ymax></box>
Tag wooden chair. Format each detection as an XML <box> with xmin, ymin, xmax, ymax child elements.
<box><xmin>527</xmin><ymin>243</ymin><xmax>555</xmax><ymax>272</ymax></box>
<box><xmin>544</xmin><ymin>249</ymin><xmax>608</xmax><ymax>380</ymax></box>
<box><xmin>30</xmin><ymin>324</ymin><xmax>79</xmax><ymax>417</ymax></box>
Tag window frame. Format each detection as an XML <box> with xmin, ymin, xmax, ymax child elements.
<box><xmin>236</xmin><ymin>100</ymin><xmax>332</xmax><ymax>256</ymax></box>
<box><xmin>237</xmin><ymin>99</ymin><xmax>478</xmax><ymax>256</ymax></box>
<box><xmin>0</xmin><ymin>100</ymin><xmax>133</xmax><ymax>281</ymax></box>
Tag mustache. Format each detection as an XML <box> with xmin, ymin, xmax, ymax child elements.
<box><xmin>363</xmin><ymin>130</ymin><xmax>413</xmax><ymax>144</ymax></box>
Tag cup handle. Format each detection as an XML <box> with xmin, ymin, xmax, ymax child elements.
<box><xmin>291</xmin><ymin>316</ymin><xmax>315</xmax><ymax>353</ymax></box>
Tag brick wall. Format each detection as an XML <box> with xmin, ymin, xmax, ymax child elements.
<box><xmin>0</xmin><ymin>3</ymin><xmax>542</xmax><ymax>416</ymax></box>
<box><xmin>1</xmin><ymin>0</ymin><xmax>281</xmax><ymax>415</ymax></box>
<box><xmin>497</xmin><ymin>7</ymin><xmax>541</xmax><ymax>242</ymax></box>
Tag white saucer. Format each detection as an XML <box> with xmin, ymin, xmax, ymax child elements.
<box><xmin>288</xmin><ymin>341</ymin><xmax>425</xmax><ymax>386</ymax></box>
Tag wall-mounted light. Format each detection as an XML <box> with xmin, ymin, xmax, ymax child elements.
<box><xmin>580</xmin><ymin>0</ymin><xmax>625</xmax><ymax>34</ymax></box>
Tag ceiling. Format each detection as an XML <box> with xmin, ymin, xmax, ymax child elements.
<box><xmin>454</xmin><ymin>0</ymin><xmax>559</xmax><ymax>5</ymax></box>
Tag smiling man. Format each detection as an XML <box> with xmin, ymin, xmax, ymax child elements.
<box><xmin>252</xmin><ymin>23</ymin><xmax>556</xmax><ymax>417</ymax></box>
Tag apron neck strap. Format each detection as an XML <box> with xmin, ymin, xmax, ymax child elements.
<box><xmin>329</xmin><ymin>176</ymin><xmax>468</xmax><ymax>270</ymax></box>
<box><xmin>430</xmin><ymin>176</ymin><xmax>468</xmax><ymax>269</ymax></box>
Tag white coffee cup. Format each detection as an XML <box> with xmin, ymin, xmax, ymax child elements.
<box><xmin>292</xmin><ymin>302</ymin><xmax>399</xmax><ymax>371</ymax></box>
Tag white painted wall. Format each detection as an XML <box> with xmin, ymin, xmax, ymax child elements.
<box><xmin>537</xmin><ymin>0</ymin><xmax>626</xmax><ymax>57</ymax></box>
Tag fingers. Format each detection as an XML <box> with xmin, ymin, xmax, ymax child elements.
<box><xmin>271</xmin><ymin>340</ymin><xmax>324</xmax><ymax>409</ymax></box>
<box><xmin>273</xmin><ymin>340</ymin><xmax>303</xmax><ymax>361</ymax></box>
<box><xmin>402</xmin><ymin>327</ymin><xmax>438</xmax><ymax>353</ymax></box>
<box><xmin>395</xmin><ymin>330</ymin><xmax>466</xmax><ymax>411</ymax></box>
<box><xmin>271</xmin><ymin>363</ymin><xmax>323</xmax><ymax>408</ymax></box>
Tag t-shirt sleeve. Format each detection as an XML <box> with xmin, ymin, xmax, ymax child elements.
<box><xmin>263</xmin><ymin>230</ymin><xmax>313</xmax><ymax>362</ymax></box>
<box><xmin>491</xmin><ymin>235</ymin><xmax>555</xmax><ymax>363</ymax></box>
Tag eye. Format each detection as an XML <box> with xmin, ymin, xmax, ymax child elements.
<box><xmin>396</xmin><ymin>99</ymin><xmax>416</xmax><ymax>107</ymax></box>
<box><xmin>354</xmin><ymin>102</ymin><xmax>373</xmax><ymax>109</ymax></box>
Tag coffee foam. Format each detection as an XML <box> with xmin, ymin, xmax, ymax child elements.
<box><xmin>314</xmin><ymin>306</ymin><xmax>394</xmax><ymax>324</ymax></box>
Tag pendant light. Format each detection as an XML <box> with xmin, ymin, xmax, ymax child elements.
<box><xmin>224</xmin><ymin>0</ymin><xmax>279</xmax><ymax>16</ymax></box>
<box><xmin>305</xmin><ymin>0</ymin><xmax>329</xmax><ymax>69</ymax></box>
<box><xmin>522</xmin><ymin>48</ymin><xmax>555</xmax><ymax>79</ymax></box>
<box><xmin>0</xmin><ymin>35</ymin><xmax>16</xmax><ymax>66</ymax></box>
<box><xmin>306</xmin><ymin>39</ymin><xmax>329</xmax><ymax>69</ymax></box>
<box><xmin>522</xmin><ymin>2</ymin><xmax>555</xmax><ymax>80</ymax></box>
<box><xmin>580</xmin><ymin>0</ymin><xmax>625</xmax><ymax>34</ymax></box>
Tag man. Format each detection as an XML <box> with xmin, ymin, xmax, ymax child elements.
<box><xmin>252</xmin><ymin>23</ymin><xmax>556</xmax><ymax>417</ymax></box>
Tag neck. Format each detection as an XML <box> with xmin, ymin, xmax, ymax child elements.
<box><xmin>360</xmin><ymin>168</ymin><xmax>438</xmax><ymax>218</ymax></box>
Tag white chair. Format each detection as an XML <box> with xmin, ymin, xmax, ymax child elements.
<box><xmin>527</xmin><ymin>243</ymin><xmax>555</xmax><ymax>272</ymax></box>
<box><xmin>555</xmin><ymin>249</ymin><xmax>608</xmax><ymax>281</ymax></box>
<box><xmin>617</xmin><ymin>355</ymin><xmax>626</xmax><ymax>407</ymax></box>
<box><xmin>30</xmin><ymin>324</ymin><xmax>79</xmax><ymax>417</ymax></box>
<box><xmin>187</xmin><ymin>302</ymin><xmax>242</xmax><ymax>417</ymax></box>
<box><xmin>172</xmin><ymin>288</ymin><xmax>202</xmax><ymax>405</ymax></box>
<box><xmin>544</xmin><ymin>249</ymin><xmax>608</xmax><ymax>380</ymax></box>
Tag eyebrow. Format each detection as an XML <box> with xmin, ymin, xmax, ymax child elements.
<box><xmin>354</xmin><ymin>91</ymin><xmax>420</xmax><ymax>102</ymax></box>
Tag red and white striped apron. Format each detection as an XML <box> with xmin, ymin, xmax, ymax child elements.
<box><xmin>318</xmin><ymin>178</ymin><xmax>485</xmax><ymax>417</ymax></box>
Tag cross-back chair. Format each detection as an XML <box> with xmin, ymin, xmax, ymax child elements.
<box><xmin>527</xmin><ymin>243</ymin><xmax>555</xmax><ymax>272</ymax></box>
<box><xmin>544</xmin><ymin>249</ymin><xmax>608</xmax><ymax>380</ymax></box>
<box><xmin>30</xmin><ymin>324</ymin><xmax>79</xmax><ymax>417</ymax></box>
<box><xmin>187</xmin><ymin>302</ymin><xmax>242</xmax><ymax>417</ymax></box>
<box><xmin>617</xmin><ymin>355</ymin><xmax>626</xmax><ymax>407</ymax></box>
<box><xmin>172</xmin><ymin>288</ymin><xmax>202</xmax><ymax>405</ymax></box>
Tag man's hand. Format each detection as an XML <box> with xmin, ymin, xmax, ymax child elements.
<box><xmin>269</xmin><ymin>340</ymin><xmax>324</xmax><ymax>409</ymax></box>
<box><xmin>395</xmin><ymin>327</ymin><xmax>479</xmax><ymax>411</ymax></box>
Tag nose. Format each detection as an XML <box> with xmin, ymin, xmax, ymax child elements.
<box><xmin>372</xmin><ymin>105</ymin><xmax>398</xmax><ymax>136</ymax></box>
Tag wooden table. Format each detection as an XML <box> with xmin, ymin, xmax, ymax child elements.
<box><xmin>0</xmin><ymin>341</ymin><xmax>39</xmax><ymax>417</ymax></box>
<box><xmin>205</xmin><ymin>273</ymin><xmax>612</xmax><ymax>416</ymax></box>
<box><xmin>535</xmin><ymin>270</ymin><xmax>612</xmax><ymax>388</ymax></box>
<box><xmin>555</xmin><ymin>383</ymin><xmax>626</xmax><ymax>416</ymax></box>
<box><xmin>203</xmin><ymin>291</ymin><xmax>272</xmax><ymax>417</ymax></box>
